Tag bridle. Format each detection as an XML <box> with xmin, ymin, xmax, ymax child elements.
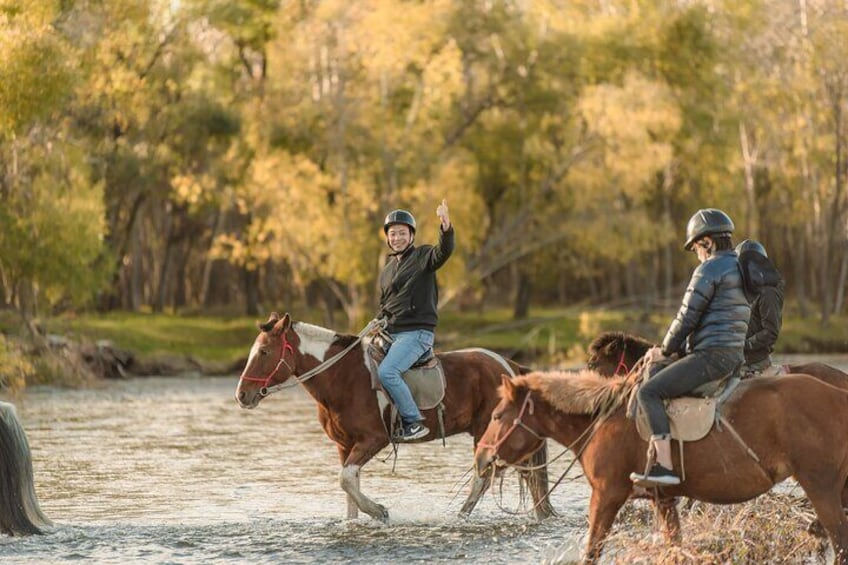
<box><xmin>477</xmin><ymin>391</ymin><xmax>544</xmax><ymax>455</ymax></box>
<box><xmin>588</xmin><ymin>342</ymin><xmax>630</xmax><ymax>377</ymax></box>
<box><xmin>238</xmin><ymin>331</ymin><xmax>296</xmax><ymax>390</ymax></box>
<box><xmin>239</xmin><ymin>318</ymin><xmax>385</xmax><ymax>398</ymax></box>
<box><xmin>613</xmin><ymin>345</ymin><xmax>630</xmax><ymax>376</ymax></box>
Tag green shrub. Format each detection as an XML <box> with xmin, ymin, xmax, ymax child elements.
<box><xmin>0</xmin><ymin>335</ymin><xmax>35</xmax><ymax>392</ymax></box>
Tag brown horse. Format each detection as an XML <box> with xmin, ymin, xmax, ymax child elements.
<box><xmin>587</xmin><ymin>330</ymin><xmax>848</xmax><ymax>388</ymax></box>
<box><xmin>475</xmin><ymin>370</ymin><xmax>848</xmax><ymax>563</ymax></box>
<box><xmin>235</xmin><ymin>312</ymin><xmax>553</xmax><ymax>522</ymax></box>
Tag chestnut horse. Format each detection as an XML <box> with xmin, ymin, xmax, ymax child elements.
<box><xmin>235</xmin><ymin>312</ymin><xmax>553</xmax><ymax>522</ymax></box>
<box><xmin>0</xmin><ymin>402</ymin><xmax>51</xmax><ymax>536</ymax></box>
<box><xmin>475</xmin><ymin>370</ymin><xmax>848</xmax><ymax>563</ymax></box>
<box><xmin>586</xmin><ymin>330</ymin><xmax>848</xmax><ymax>388</ymax></box>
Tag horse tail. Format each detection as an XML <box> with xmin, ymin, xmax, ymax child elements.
<box><xmin>0</xmin><ymin>402</ymin><xmax>51</xmax><ymax>535</ymax></box>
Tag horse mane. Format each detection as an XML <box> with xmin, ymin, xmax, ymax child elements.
<box><xmin>292</xmin><ymin>321</ymin><xmax>357</xmax><ymax>348</ymax></box>
<box><xmin>588</xmin><ymin>331</ymin><xmax>654</xmax><ymax>356</ymax></box>
<box><xmin>513</xmin><ymin>370</ymin><xmax>634</xmax><ymax>416</ymax></box>
<box><xmin>587</xmin><ymin>331</ymin><xmax>627</xmax><ymax>356</ymax></box>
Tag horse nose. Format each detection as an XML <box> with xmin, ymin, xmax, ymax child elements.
<box><xmin>237</xmin><ymin>390</ymin><xmax>246</xmax><ymax>403</ymax></box>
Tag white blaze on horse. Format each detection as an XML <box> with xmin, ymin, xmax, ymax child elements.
<box><xmin>235</xmin><ymin>312</ymin><xmax>553</xmax><ymax>522</ymax></box>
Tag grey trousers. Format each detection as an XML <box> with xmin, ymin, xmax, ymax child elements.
<box><xmin>637</xmin><ymin>348</ymin><xmax>743</xmax><ymax>437</ymax></box>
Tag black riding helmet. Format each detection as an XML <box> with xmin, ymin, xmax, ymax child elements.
<box><xmin>684</xmin><ymin>208</ymin><xmax>734</xmax><ymax>250</ymax></box>
<box><xmin>735</xmin><ymin>239</ymin><xmax>767</xmax><ymax>258</ymax></box>
<box><xmin>383</xmin><ymin>209</ymin><xmax>416</xmax><ymax>235</ymax></box>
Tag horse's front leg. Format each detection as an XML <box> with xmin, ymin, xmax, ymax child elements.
<box><xmin>522</xmin><ymin>442</ymin><xmax>554</xmax><ymax>519</ymax></box>
<box><xmin>459</xmin><ymin>465</ymin><xmax>494</xmax><ymax>518</ymax></box>
<box><xmin>339</xmin><ymin>441</ymin><xmax>389</xmax><ymax>523</ymax></box>
<box><xmin>583</xmin><ymin>486</ymin><xmax>629</xmax><ymax>564</ymax></box>
<box><xmin>654</xmin><ymin>497</ymin><xmax>681</xmax><ymax>544</ymax></box>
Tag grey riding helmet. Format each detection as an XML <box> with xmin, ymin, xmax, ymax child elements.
<box><xmin>684</xmin><ymin>208</ymin><xmax>734</xmax><ymax>250</ymax></box>
<box><xmin>383</xmin><ymin>209</ymin><xmax>416</xmax><ymax>235</ymax></box>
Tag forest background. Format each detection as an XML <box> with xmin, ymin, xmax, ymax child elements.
<box><xmin>3</xmin><ymin>0</ymin><xmax>848</xmax><ymax>383</ymax></box>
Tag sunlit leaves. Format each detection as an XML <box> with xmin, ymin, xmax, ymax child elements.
<box><xmin>0</xmin><ymin>8</ymin><xmax>73</xmax><ymax>136</ymax></box>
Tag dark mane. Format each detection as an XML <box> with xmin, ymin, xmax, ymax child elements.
<box><xmin>588</xmin><ymin>331</ymin><xmax>655</xmax><ymax>357</ymax></box>
<box><xmin>587</xmin><ymin>331</ymin><xmax>627</xmax><ymax>356</ymax></box>
<box><xmin>333</xmin><ymin>334</ymin><xmax>359</xmax><ymax>349</ymax></box>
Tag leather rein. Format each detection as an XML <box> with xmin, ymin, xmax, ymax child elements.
<box><xmin>239</xmin><ymin>318</ymin><xmax>385</xmax><ymax>397</ymax></box>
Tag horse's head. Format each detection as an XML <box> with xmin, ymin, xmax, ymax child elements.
<box><xmin>474</xmin><ymin>375</ymin><xmax>546</xmax><ymax>476</ymax></box>
<box><xmin>235</xmin><ymin>312</ymin><xmax>301</xmax><ymax>409</ymax></box>
<box><xmin>586</xmin><ymin>331</ymin><xmax>653</xmax><ymax>377</ymax></box>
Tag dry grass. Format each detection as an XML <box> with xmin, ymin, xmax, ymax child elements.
<box><xmin>600</xmin><ymin>490</ymin><xmax>829</xmax><ymax>564</ymax></box>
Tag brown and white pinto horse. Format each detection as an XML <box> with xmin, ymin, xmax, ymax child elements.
<box><xmin>235</xmin><ymin>312</ymin><xmax>553</xmax><ymax>522</ymax></box>
<box><xmin>475</xmin><ymin>370</ymin><xmax>848</xmax><ymax>563</ymax></box>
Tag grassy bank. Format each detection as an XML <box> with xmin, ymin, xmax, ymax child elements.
<box><xmin>2</xmin><ymin>307</ymin><xmax>848</xmax><ymax>388</ymax></box>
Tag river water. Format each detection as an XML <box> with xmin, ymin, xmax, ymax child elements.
<box><xmin>3</xmin><ymin>355</ymin><xmax>845</xmax><ymax>564</ymax></box>
<box><xmin>0</xmin><ymin>375</ymin><xmax>593</xmax><ymax>565</ymax></box>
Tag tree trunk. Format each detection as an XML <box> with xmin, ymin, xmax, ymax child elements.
<box><xmin>154</xmin><ymin>216</ymin><xmax>175</xmax><ymax>313</ymax></box>
<box><xmin>788</xmin><ymin>226</ymin><xmax>809</xmax><ymax>318</ymax></box>
<box><xmin>513</xmin><ymin>267</ymin><xmax>531</xmax><ymax>320</ymax></box>
<box><xmin>834</xmin><ymin>240</ymin><xmax>848</xmax><ymax>314</ymax></box>
<box><xmin>739</xmin><ymin>122</ymin><xmax>760</xmax><ymax>238</ymax></box>
<box><xmin>243</xmin><ymin>266</ymin><xmax>260</xmax><ymax>316</ymax></box>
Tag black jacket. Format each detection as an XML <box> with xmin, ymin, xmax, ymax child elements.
<box><xmin>379</xmin><ymin>226</ymin><xmax>454</xmax><ymax>333</ymax></box>
<box><xmin>739</xmin><ymin>252</ymin><xmax>784</xmax><ymax>364</ymax></box>
<box><xmin>661</xmin><ymin>250</ymin><xmax>751</xmax><ymax>357</ymax></box>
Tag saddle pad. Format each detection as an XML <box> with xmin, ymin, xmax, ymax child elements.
<box><xmin>402</xmin><ymin>361</ymin><xmax>446</xmax><ymax>410</ymax></box>
<box><xmin>635</xmin><ymin>397</ymin><xmax>717</xmax><ymax>442</ymax></box>
<box><xmin>368</xmin><ymin>358</ymin><xmax>446</xmax><ymax>410</ymax></box>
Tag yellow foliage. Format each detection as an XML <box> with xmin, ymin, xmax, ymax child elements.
<box><xmin>576</xmin><ymin>70</ymin><xmax>681</xmax><ymax>198</ymax></box>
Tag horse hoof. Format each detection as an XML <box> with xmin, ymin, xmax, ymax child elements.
<box><xmin>807</xmin><ymin>518</ymin><xmax>826</xmax><ymax>538</ymax></box>
<box><xmin>376</xmin><ymin>505</ymin><xmax>389</xmax><ymax>523</ymax></box>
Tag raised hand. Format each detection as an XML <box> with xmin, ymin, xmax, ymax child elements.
<box><xmin>436</xmin><ymin>199</ymin><xmax>450</xmax><ymax>230</ymax></box>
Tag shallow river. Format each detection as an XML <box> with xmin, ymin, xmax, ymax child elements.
<box><xmin>1</xmin><ymin>374</ymin><xmax>593</xmax><ymax>564</ymax></box>
<box><xmin>2</xmin><ymin>354</ymin><xmax>845</xmax><ymax>564</ymax></box>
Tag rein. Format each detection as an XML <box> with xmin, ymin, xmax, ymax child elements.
<box><xmin>257</xmin><ymin>318</ymin><xmax>385</xmax><ymax>397</ymax></box>
<box><xmin>482</xmin><ymin>380</ymin><xmax>631</xmax><ymax>516</ymax></box>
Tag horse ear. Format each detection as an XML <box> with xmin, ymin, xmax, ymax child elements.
<box><xmin>270</xmin><ymin>313</ymin><xmax>292</xmax><ymax>336</ymax></box>
<box><xmin>259</xmin><ymin>313</ymin><xmax>280</xmax><ymax>332</ymax></box>
<box><xmin>500</xmin><ymin>374</ymin><xmax>516</xmax><ymax>400</ymax></box>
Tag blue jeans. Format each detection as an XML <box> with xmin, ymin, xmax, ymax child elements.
<box><xmin>377</xmin><ymin>329</ymin><xmax>433</xmax><ymax>425</ymax></box>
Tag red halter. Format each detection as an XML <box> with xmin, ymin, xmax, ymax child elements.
<box><xmin>613</xmin><ymin>348</ymin><xmax>630</xmax><ymax>376</ymax></box>
<box><xmin>239</xmin><ymin>332</ymin><xmax>296</xmax><ymax>389</ymax></box>
<box><xmin>478</xmin><ymin>391</ymin><xmax>544</xmax><ymax>454</ymax></box>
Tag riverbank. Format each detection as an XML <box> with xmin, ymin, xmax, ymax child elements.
<box><xmin>2</xmin><ymin>307</ymin><xmax>848</xmax><ymax>390</ymax></box>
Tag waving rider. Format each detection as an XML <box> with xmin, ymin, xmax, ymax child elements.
<box><xmin>377</xmin><ymin>200</ymin><xmax>454</xmax><ymax>442</ymax></box>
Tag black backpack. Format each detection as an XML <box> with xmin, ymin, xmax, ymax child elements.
<box><xmin>738</xmin><ymin>250</ymin><xmax>783</xmax><ymax>303</ymax></box>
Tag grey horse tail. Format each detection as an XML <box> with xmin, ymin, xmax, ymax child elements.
<box><xmin>0</xmin><ymin>402</ymin><xmax>51</xmax><ymax>535</ymax></box>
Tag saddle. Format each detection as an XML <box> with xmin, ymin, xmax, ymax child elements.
<box><xmin>629</xmin><ymin>361</ymin><xmax>743</xmax><ymax>443</ymax></box>
<box><xmin>364</xmin><ymin>332</ymin><xmax>446</xmax><ymax>411</ymax></box>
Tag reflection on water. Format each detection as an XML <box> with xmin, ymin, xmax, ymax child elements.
<box><xmin>1</xmin><ymin>376</ymin><xmax>590</xmax><ymax>564</ymax></box>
